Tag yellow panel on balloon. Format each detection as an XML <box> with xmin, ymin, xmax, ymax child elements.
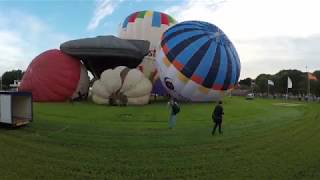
<box><xmin>198</xmin><ymin>86</ymin><xmax>209</xmax><ymax>94</ymax></box>
<box><xmin>162</xmin><ymin>57</ymin><xmax>171</xmax><ymax>67</ymax></box>
<box><xmin>177</xmin><ymin>71</ymin><xmax>188</xmax><ymax>84</ymax></box>
<box><xmin>145</xmin><ymin>11</ymin><xmax>153</xmax><ymax>17</ymax></box>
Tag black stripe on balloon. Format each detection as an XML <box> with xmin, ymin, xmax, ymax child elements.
<box><xmin>225</xmin><ymin>46</ymin><xmax>237</xmax><ymax>85</ymax></box>
<box><xmin>234</xmin><ymin>48</ymin><xmax>241</xmax><ymax>81</ymax></box>
<box><xmin>161</xmin><ymin>28</ymin><xmax>204</xmax><ymax>47</ymax></box>
<box><xmin>222</xmin><ymin>46</ymin><xmax>233</xmax><ymax>90</ymax></box>
<box><xmin>229</xmin><ymin>45</ymin><xmax>240</xmax><ymax>81</ymax></box>
<box><xmin>168</xmin><ymin>22</ymin><xmax>206</xmax><ymax>30</ymax></box>
<box><xmin>163</xmin><ymin>22</ymin><xmax>207</xmax><ymax>36</ymax></box>
<box><xmin>233</xmin><ymin>50</ymin><xmax>241</xmax><ymax>82</ymax></box>
<box><xmin>202</xmin><ymin>45</ymin><xmax>221</xmax><ymax>88</ymax></box>
<box><xmin>166</xmin><ymin>33</ymin><xmax>208</xmax><ymax>62</ymax></box>
<box><xmin>181</xmin><ymin>39</ymin><xmax>212</xmax><ymax>78</ymax></box>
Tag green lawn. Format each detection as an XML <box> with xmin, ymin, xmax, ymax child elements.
<box><xmin>0</xmin><ymin>97</ymin><xmax>319</xmax><ymax>179</ymax></box>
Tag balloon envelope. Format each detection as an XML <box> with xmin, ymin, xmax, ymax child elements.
<box><xmin>119</xmin><ymin>10</ymin><xmax>177</xmax><ymax>48</ymax></box>
<box><xmin>119</xmin><ymin>10</ymin><xmax>177</xmax><ymax>86</ymax></box>
<box><xmin>60</xmin><ymin>35</ymin><xmax>150</xmax><ymax>78</ymax></box>
<box><xmin>91</xmin><ymin>66</ymin><xmax>152</xmax><ymax>105</ymax></box>
<box><xmin>156</xmin><ymin>21</ymin><xmax>241</xmax><ymax>101</ymax></box>
<box><xmin>19</xmin><ymin>49</ymin><xmax>89</xmax><ymax>102</ymax></box>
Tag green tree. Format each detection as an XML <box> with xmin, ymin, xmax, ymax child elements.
<box><xmin>255</xmin><ymin>74</ymin><xmax>273</xmax><ymax>94</ymax></box>
<box><xmin>1</xmin><ymin>70</ymin><xmax>24</xmax><ymax>89</ymax></box>
<box><xmin>273</xmin><ymin>70</ymin><xmax>305</xmax><ymax>95</ymax></box>
<box><xmin>239</xmin><ymin>78</ymin><xmax>252</xmax><ymax>90</ymax></box>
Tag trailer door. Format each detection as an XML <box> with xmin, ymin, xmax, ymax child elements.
<box><xmin>0</xmin><ymin>95</ymin><xmax>12</xmax><ymax>124</ymax></box>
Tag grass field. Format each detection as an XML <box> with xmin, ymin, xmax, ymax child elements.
<box><xmin>0</xmin><ymin>97</ymin><xmax>319</xmax><ymax>179</ymax></box>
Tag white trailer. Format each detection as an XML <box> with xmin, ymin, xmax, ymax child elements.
<box><xmin>0</xmin><ymin>91</ymin><xmax>33</xmax><ymax>127</ymax></box>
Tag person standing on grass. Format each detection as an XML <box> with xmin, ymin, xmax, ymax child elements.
<box><xmin>212</xmin><ymin>100</ymin><xmax>224</xmax><ymax>135</ymax></box>
<box><xmin>168</xmin><ymin>98</ymin><xmax>180</xmax><ymax>129</ymax></box>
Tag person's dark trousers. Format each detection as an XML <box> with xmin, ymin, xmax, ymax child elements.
<box><xmin>212</xmin><ymin>122</ymin><xmax>222</xmax><ymax>135</ymax></box>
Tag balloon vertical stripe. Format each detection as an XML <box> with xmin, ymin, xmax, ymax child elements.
<box><xmin>168</xmin><ymin>16</ymin><xmax>176</xmax><ymax>24</ymax></box>
<box><xmin>160</xmin><ymin>13</ymin><xmax>169</xmax><ymax>25</ymax></box>
<box><xmin>222</xmin><ymin>48</ymin><xmax>233</xmax><ymax>90</ymax></box>
<box><xmin>181</xmin><ymin>39</ymin><xmax>212</xmax><ymax>79</ymax></box>
<box><xmin>230</xmin><ymin>45</ymin><xmax>241</xmax><ymax>81</ymax></box>
<box><xmin>145</xmin><ymin>10</ymin><xmax>153</xmax><ymax>17</ymax></box>
<box><xmin>194</xmin><ymin>42</ymin><xmax>218</xmax><ymax>80</ymax></box>
<box><xmin>137</xmin><ymin>11</ymin><xmax>147</xmax><ymax>18</ymax></box>
<box><xmin>152</xmin><ymin>11</ymin><xmax>161</xmax><ymax>27</ymax></box>
<box><xmin>203</xmin><ymin>45</ymin><xmax>221</xmax><ymax>88</ymax></box>
<box><xmin>163</xmin><ymin>31</ymin><xmax>204</xmax><ymax>51</ymax></box>
<box><xmin>122</xmin><ymin>16</ymin><xmax>130</xmax><ymax>28</ymax></box>
<box><xmin>161</xmin><ymin>28</ymin><xmax>203</xmax><ymax>46</ymax></box>
<box><xmin>175</xmin><ymin>37</ymin><xmax>209</xmax><ymax>65</ymax></box>
<box><xmin>165</xmin><ymin>34</ymin><xmax>207</xmax><ymax>63</ymax></box>
<box><xmin>213</xmin><ymin>46</ymin><xmax>228</xmax><ymax>90</ymax></box>
<box><xmin>128</xmin><ymin>12</ymin><xmax>138</xmax><ymax>22</ymax></box>
<box><xmin>225</xmin><ymin>46</ymin><xmax>238</xmax><ymax>85</ymax></box>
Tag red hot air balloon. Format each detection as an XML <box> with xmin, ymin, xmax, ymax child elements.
<box><xmin>19</xmin><ymin>49</ymin><xmax>89</xmax><ymax>102</ymax></box>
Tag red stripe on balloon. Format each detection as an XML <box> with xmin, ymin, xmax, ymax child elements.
<box><xmin>162</xmin><ymin>44</ymin><xmax>169</xmax><ymax>55</ymax></box>
<box><xmin>173</xmin><ymin>60</ymin><xmax>183</xmax><ymax>71</ymax></box>
<box><xmin>128</xmin><ymin>12</ymin><xmax>139</xmax><ymax>22</ymax></box>
<box><xmin>191</xmin><ymin>75</ymin><xmax>203</xmax><ymax>85</ymax></box>
<box><xmin>212</xmin><ymin>84</ymin><xmax>223</xmax><ymax>90</ymax></box>
<box><xmin>160</xmin><ymin>13</ymin><xmax>169</xmax><ymax>25</ymax></box>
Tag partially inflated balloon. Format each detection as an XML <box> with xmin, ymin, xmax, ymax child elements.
<box><xmin>156</xmin><ymin>21</ymin><xmax>241</xmax><ymax>101</ymax></box>
<box><xmin>19</xmin><ymin>49</ymin><xmax>89</xmax><ymax>102</ymax></box>
<box><xmin>91</xmin><ymin>66</ymin><xmax>152</xmax><ymax>105</ymax></box>
<box><xmin>118</xmin><ymin>10</ymin><xmax>177</xmax><ymax>81</ymax></box>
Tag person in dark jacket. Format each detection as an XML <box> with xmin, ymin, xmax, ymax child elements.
<box><xmin>168</xmin><ymin>98</ymin><xmax>179</xmax><ymax>129</ymax></box>
<box><xmin>212</xmin><ymin>101</ymin><xmax>224</xmax><ymax>135</ymax></box>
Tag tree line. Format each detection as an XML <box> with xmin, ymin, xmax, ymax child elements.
<box><xmin>0</xmin><ymin>70</ymin><xmax>24</xmax><ymax>90</ymax></box>
<box><xmin>239</xmin><ymin>69</ymin><xmax>320</xmax><ymax>96</ymax></box>
<box><xmin>1</xmin><ymin>69</ymin><xmax>319</xmax><ymax>96</ymax></box>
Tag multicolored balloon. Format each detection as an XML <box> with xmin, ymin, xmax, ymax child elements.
<box><xmin>155</xmin><ymin>21</ymin><xmax>241</xmax><ymax>101</ymax></box>
<box><xmin>118</xmin><ymin>10</ymin><xmax>177</xmax><ymax>83</ymax></box>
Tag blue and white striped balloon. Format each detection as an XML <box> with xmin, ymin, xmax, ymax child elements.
<box><xmin>155</xmin><ymin>21</ymin><xmax>241</xmax><ymax>101</ymax></box>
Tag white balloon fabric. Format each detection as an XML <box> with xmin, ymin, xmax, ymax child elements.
<box><xmin>91</xmin><ymin>66</ymin><xmax>152</xmax><ymax>105</ymax></box>
<box><xmin>118</xmin><ymin>10</ymin><xmax>177</xmax><ymax>80</ymax></box>
<box><xmin>71</xmin><ymin>63</ymin><xmax>90</xmax><ymax>100</ymax></box>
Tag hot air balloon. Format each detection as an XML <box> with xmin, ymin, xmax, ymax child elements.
<box><xmin>118</xmin><ymin>10</ymin><xmax>177</xmax><ymax>83</ymax></box>
<box><xmin>19</xmin><ymin>49</ymin><xmax>90</xmax><ymax>102</ymax></box>
<box><xmin>60</xmin><ymin>35</ymin><xmax>150</xmax><ymax>78</ymax></box>
<box><xmin>155</xmin><ymin>21</ymin><xmax>241</xmax><ymax>102</ymax></box>
<box><xmin>91</xmin><ymin>66</ymin><xmax>152</xmax><ymax>105</ymax></box>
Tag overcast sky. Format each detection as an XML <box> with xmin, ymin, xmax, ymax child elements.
<box><xmin>0</xmin><ymin>0</ymin><xmax>319</xmax><ymax>79</ymax></box>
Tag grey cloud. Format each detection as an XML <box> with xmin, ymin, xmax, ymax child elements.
<box><xmin>237</xmin><ymin>35</ymin><xmax>320</xmax><ymax>78</ymax></box>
